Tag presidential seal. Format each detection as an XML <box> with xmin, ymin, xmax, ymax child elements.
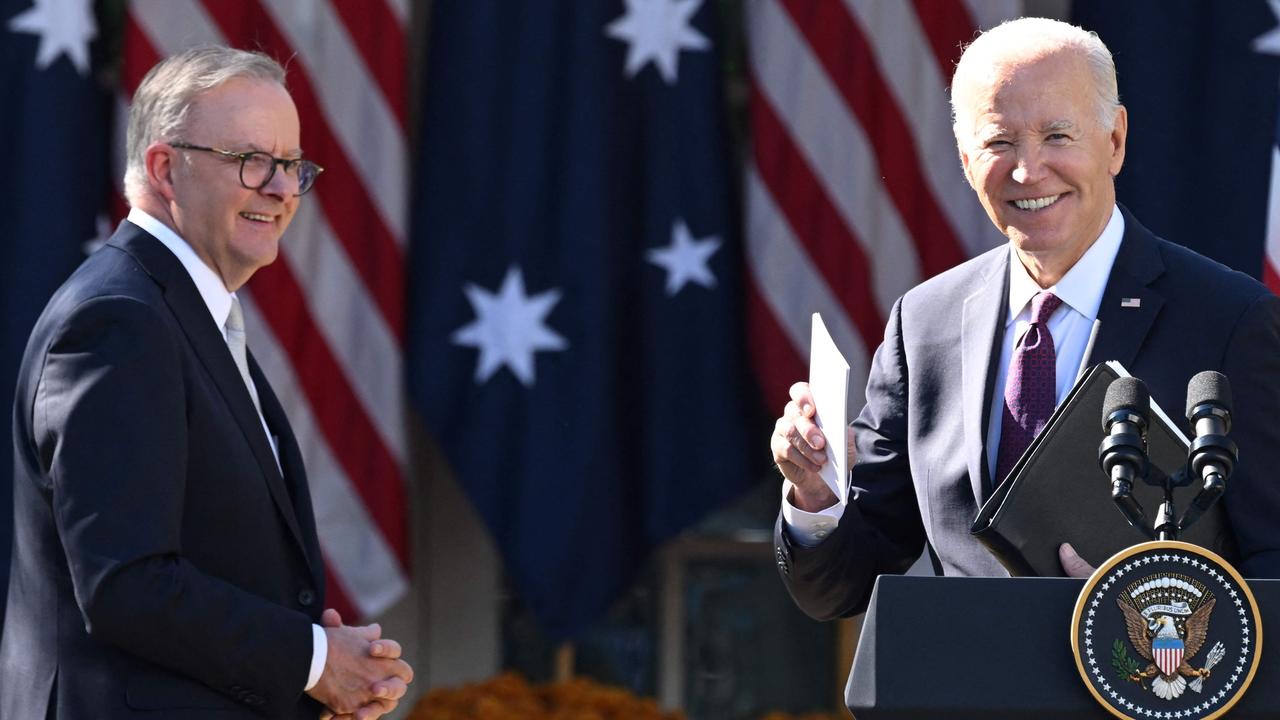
<box><xmin>1071</xmin><ymin>541</ymin><xmax>1262</xmax><ymax>719</ymax></box>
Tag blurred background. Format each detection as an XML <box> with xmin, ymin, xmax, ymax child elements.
<box><xmin>2</xmin><ymin>0</ymin><xmax>1279</xmax><ymax>717</ymax></box>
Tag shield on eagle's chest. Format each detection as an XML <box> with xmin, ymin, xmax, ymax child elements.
<box><xmin>1152</xmin><ymin>635</ymin><xmax>1184</xmax><ymax>676</ymax></box>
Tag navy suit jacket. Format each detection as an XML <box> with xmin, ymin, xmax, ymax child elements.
<box><xmin>0</xmin><ymin>221</ymin><xmax>327</xmax><ymax>719</ymax></box>
<box><xmin>775</xmin><ymin>208</ymin><xmax>1280</xmax><ymax>621</ymax></box>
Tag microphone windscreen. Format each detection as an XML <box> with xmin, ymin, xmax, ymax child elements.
<box><xmin>1185</xmin><ymin>370</ymin><xmax>1232</xmax><ymax>419</ymax></box>
<box><xmin>1102</xmin><ymin>376</ymin><xmax>1150</xmax><ymax>430</ymax></box>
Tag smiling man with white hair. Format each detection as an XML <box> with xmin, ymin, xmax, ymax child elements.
<box><xmin>769</xmin><ymin>17</ymin><xmax>1280</xmax><ymax>622</ymax></box>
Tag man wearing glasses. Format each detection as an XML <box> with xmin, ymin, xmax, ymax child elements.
<box><xmin>0</xmin><ymin>47</ymin><xmax>410</xmax><ymax>719</ymax></box>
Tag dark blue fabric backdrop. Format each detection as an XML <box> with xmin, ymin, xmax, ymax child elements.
<box><xmin>408</xmin><ymin>1</ymin><xmax>759</xmax><ymax>639</ymax></box>
<box><xmin>1073</xmin><ymin>0</ymin><xmax>1280</xmax><ymax>277</ymax></box>
<box><xmin>0</xmin><ymin>0</ymin><xmax>108</xmax><ymax>633</ymax></box>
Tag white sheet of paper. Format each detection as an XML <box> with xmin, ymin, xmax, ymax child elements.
<box><xmin>809</xmin><ymin>313</ymin><xmax>850</xmax><ymax>504</ymax></box>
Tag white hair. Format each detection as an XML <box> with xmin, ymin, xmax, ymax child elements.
<box><xmin>951</xmin><ymin>17</ymin><xmax>1121</xmax><ymax>132</ymax></box>
<box><xmin>123</xmin><ymin>46</ymin><xmax>286</xmax><ymax>204</ymax></box>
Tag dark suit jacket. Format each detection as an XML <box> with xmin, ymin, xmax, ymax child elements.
<box><xmin>775</xmin><ymin>208</ymin><xmax>1280</xmax><ymax>621</ymax></box>
<box><xmin>0</xmin><ymin>221</ymin><xmax>328</xmax><ymax>719</ymax></box>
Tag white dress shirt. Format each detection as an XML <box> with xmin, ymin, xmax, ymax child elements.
<box><xmin>126</xmin><ymin>208</ymin><xmax>328</xmax><ymax>690</ymax></box>
<box><xmin>782</xmin><ymin>205</ymin><xmax>1126</xmax><ymax>547</ymax></box>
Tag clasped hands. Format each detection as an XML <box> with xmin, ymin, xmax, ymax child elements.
<box><xmin>308</xmin><ymin>608</ymin><xmax>414</xmax><ymax>720</ymax></box>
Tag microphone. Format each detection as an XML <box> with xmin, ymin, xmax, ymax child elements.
<box><xmin>1179</xmin><ymin>371</ymin><xmax>1237</xmax><ymax>531</ymax></box>
<box><xmin>1098</xmin><ymin>377</ymin><xmax>1154</xmax><ymax>538</ymax></box>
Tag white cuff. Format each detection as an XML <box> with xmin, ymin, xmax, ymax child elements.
<box><xmin>781</xmin><ymin>480</ymin><xmax>845</xmax><ymax>547</ymax></box>
<box><xmin>305</xmin><ymin>624</ymin><xmax>328</xmax><ymax>692</ymax></box>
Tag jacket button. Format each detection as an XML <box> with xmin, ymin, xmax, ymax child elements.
<box><xmin>298</xmin><ymin>589</ymin><xmax>315</xmax><ymax>606</ymax></box>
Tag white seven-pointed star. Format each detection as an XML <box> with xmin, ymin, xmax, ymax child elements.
<box><xmin>451</xmin><ymin>267</ymin><xmax>568</xmax><ymax>387</ymax></box>
<box><xmin>646</xmin><ymin>219</ymin><xmax>721</xmax><ymax>296</ymax></box>
<box><xmin>8</xmin><ymin>0</ymin><xmax>97</xmax><ymax>76</ymax></box>
<box><xmin>604</xmin><ymin>0</ymin><xmax>709</xmax><ymax>84</ymax></box>
<box><xmin>1257</xmin><ymin>0</ymin><xmax>1280</xmax><ymax>56</ymax></box>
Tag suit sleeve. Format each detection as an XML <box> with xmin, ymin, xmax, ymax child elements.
<box><xmin>775</xmin><ymin>297</ymin><xmax>926</xmax><ymax>620</ymax></box>
<box><xmin>35</xmin><ymin>295</ymin><xmax>313</xmax><ymax>715</ymax></box>
<box><xmin>1219</xmin><ymin>291</ymin><xmax>1280</xmax><ymax>577</ymax></box>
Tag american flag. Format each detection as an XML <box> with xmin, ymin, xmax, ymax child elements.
<box><xmin>744</xmin><ymin>0</ymin><xmax>1019</xmax><ymax>406</ymax></box>
<box><xmin>117</xmin><ymin>0</ymin><xmax>410</xmax><ymax>621</ymax></box>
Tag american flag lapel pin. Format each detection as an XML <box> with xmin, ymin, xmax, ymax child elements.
<box><xmin>1121</xmin><ymin>297</ymin><xmax>1142</xmax><ymax>308</ymax></box>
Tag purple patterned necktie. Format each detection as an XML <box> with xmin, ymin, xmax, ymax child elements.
<box><xmin>994</xmin><ymin>292</ymin><xmax>1063</xmax><ymax>485</ymax></box>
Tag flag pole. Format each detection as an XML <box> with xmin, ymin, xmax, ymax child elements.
<box><xmin>554</xmin><ymin>641</ymin><xmax>576</xmax><ymax>682</ymax></box>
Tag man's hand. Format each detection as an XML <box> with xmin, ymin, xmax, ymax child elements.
<box><xmin>311</xmin><ymin>609</ymin><xmax>413</xmax><ymax>720</ymax></box>
<box><xmin>770</xmin><ymin>381</ymin><xmax>856</xmax><ymax>512</ymax></box>
<box><xmin>1059</xmin><ymin>543</ymin><xmax>1096</xmax><ymax>578</ymax></box>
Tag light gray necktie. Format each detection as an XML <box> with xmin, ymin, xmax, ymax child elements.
<box><xmin>226</xmin><ymin>295</ymin><xmax>263</xmax><ymax>415</ymax></box>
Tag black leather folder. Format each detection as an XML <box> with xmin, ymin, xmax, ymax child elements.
<box><xmin>970</xmin><ymin>362</ymin><xmax>1234</xmax><ymax>576</ymax></box>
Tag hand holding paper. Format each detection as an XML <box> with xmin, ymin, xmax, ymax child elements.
<box><xmin>807</xmin><ymin>314</ymin><xmax>851</xmax><ymax>504</ymax></box>
<box><xmin>769</xmin><ymin>314</ymin><xmax>853</xmax><ymax>512</ymax></box>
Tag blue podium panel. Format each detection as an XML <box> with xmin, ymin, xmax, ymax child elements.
<box><xmin>849</xmin><ymin>576</ymin><xmax>1280</xmax><ymax>718</ymax></box>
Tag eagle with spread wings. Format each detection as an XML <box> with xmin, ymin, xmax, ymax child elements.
<box><xmin>1118</xmin><ymin>597</ymin><xmax>1216</xmax><ymax>700</ymax></box>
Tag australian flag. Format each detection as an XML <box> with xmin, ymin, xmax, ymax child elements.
<box><xmin>0</xmin><ymin>0</ymin><xmax>108</xmax><ymax>630</ymax></box>
<box><xmin>409</xmin><ymin>0</ymin><xmax>758</xmax><ymax>639</ymax></box>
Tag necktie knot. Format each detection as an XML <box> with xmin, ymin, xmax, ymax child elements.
<box><xmin>226</xmin><ymin>295</ymin><xmax>261</xmax><ymax>415</ymax></box>
<box><xmin>1031</xmin><ymin>292</ymin><xmax>1062</xmax><ymax>325</ymax></box>
<box><xmin>227</xmin><ymin>296</ymin><xmax>246</xmax><ymax>334</ymax></box>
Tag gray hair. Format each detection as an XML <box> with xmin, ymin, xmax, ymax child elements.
<box><xmin>123</xmin><ymin>46</ymin><xmax>286</xmax><ymax>203</ymax></box>
<box><xmin>951</xmin><ymin>17</ymin><xmax>1121</xmax><ymax>132</ymax></box>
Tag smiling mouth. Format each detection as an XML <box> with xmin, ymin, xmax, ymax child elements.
<box><xmin>1010</xmin><ymin>194</ymin><xmax>1062</xmax><ymax>211</ymax></box>
<box><xmin>239</xmin><ymin>211</ymin><xmax>273</xmax><ymax>223</ymax></box>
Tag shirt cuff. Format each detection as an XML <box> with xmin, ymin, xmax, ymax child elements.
<box><xmin>305</xmin><ymin>623</ymin><xmax>328</xmax><ymax>692</ymax></box>
<box><xmin>781</xmin><ymin>480</ymin><xmax>845</xmax><ymax>547</ymax></box>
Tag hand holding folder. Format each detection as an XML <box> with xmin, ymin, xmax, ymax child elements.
<box><xmin>970</xmin><ymin>362</ymin><xmax>1235</xmax><ymax>576</ymax></box>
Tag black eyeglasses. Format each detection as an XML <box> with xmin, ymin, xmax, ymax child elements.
<box><xmin>170</xmin><ymin>142</ymin><xmax>324</xmax><ymax>196</ymax></box>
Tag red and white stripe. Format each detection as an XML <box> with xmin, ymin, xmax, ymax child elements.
<box><xmin>745</xmin><ymin>0</ymin><xmax>1018</xmax><ymax>406</ymax></box>
<box><xmin>1155</xmin><ymin>646</ymin><xmax>1183</xmax><ymax>677</ymax></box>
<box><xmin>119</xmin><ymin>0</ymin><xmax>409</xmax><ymax>620</ymax></box>
<box><xmin>1264</xmin><ymin>142</ymin><xmax>1280</xmax><ymax>291</ymax></box>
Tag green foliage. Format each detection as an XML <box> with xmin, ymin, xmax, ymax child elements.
<box><xmin>1112</xmin><ymin>639</ymin><xmax>1141</xmax><ymax>681</ymax></box>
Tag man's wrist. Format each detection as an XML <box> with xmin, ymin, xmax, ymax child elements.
<box><xmin>781</xmin><ymin>480</ymin><xmax>845</xmax><ymax>547</ymax></box>
<box><xmin>789</xmin><ymin>482</ymin><xmax>838</xmax><ymax>513</ymax></box>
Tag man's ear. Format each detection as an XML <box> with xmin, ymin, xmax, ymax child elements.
<box><xmin>144</xmin><ymin>143</ymin><xmax>180</xmax><ymax>202</ymax></box>
<box><xmin>1108</xmin><ymin>105</ymin><xmax>1128</xmax><ymax>177</ymax></box>
<box><xmin>957</xmin><ymin>141</ymin><xmax>976</xmax><ymax>190</ymax></box>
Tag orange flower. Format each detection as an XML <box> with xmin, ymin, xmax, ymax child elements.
<box><xmin>407</xmin><ymin>673</ymin><xmax>843</xmax><ymax>720</ymax></box>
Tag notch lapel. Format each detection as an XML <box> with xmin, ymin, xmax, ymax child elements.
<box><xmin>108</xmin><ymin>223</ymin><xmax>308</xmax><ymax>560</ymax></box>
<box><xmin>961</xmin><ymin>249</ymin><xmax>1010</xmax><ymax>504</ymax></box>
<box><xmin>251</xmin><ymin>355</ymin><xmax>325</xmax><ymax>590</ymax></box>
<box><xmin>1086</xmin><ymin>208</ymin><xmax>1166</xmax><ymax>369</ymax></box>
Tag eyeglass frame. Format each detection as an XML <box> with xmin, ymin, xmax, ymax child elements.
<box><xmin>168</xmin><ymin>142</ymin><xmax>324</xmax><ymax>196</ymax></box>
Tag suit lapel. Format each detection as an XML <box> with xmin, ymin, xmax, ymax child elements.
<box><xmin>251</xmin><ymin>355</ymin><xmax>325</xmax><ymax>590</ymax></box>
<box><xmin>1086</xmin><ymin>207</ymin><xmax>1166</xmax><ymax>369</ymax></box>
<box><xmin>961</xmin><ymin>248</ymin><xmax>1010</xmax><ymax>504</ymax></box>
<box><xmin>108</xmin><ymin>222</ymin><xmax>309</xmax><ymax>563</ymax></box>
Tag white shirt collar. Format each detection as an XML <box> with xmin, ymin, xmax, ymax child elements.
<box><xmin>127</xmin><ymin>207</ymin><xmax>235</xmax><ymax>335</ymax></box>
<box><xmin>1006</xmin><ymin>204</ymin><xmax>1125</xmax><ymax>325</ymax></box>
